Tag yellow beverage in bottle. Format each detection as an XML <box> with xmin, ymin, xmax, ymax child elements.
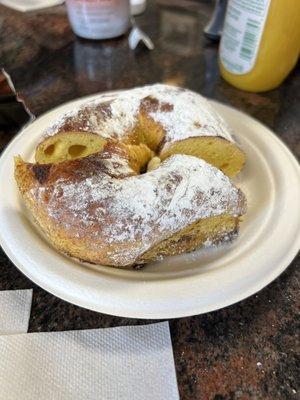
<box><xmin>219</xmin><ymin>0</ymin><xmax>300</xmax><ymax>92</ymax></box>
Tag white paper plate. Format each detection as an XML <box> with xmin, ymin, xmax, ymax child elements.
<box><xmin>0</xmin><ymin>92</ymin><xmax>299</xmax><ymax>319</ymax></box>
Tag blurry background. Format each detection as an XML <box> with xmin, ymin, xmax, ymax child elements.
<box><xmin>0</xmin><ymin>1</ymin><xmax>291</xmax><ymax>115</ymax></box>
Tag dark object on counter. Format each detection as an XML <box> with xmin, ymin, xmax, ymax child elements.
<box><xmin>0</xmin><ymin>69</ymin><xmax>33</xmax><ymax>130</ymax></box>
<box><xmin>203</xmin><ymin>0</ymin><xmax>227</xmax><ymax>42</ymax></box>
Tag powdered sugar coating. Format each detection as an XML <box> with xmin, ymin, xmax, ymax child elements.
<box><xmin>29</xmin><ymin>154</ymin><xmax>246</xmax><ymax>266</ymax></box>
<box><xmin>44</xmin><ymin>84</ymin><xmax>235</xmax><ymax>144</ymax></box>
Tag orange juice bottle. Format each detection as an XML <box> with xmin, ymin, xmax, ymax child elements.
<box><xmin>219</xmin><ymin>0</ymin><xmax>300</xmax><ymax>92</ymax></box>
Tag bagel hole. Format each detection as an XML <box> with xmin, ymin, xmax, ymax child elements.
<box><xmin>139</xmin><ymin>164</ymin><xmax>148</xmax><ymax>174</ymax></box>
<box><xmin>68</xmin><ymin>144</ymin><xmax>87</xmax><ymax>157</ymax></box>
<box><xmin>44</xmin><ymin>144</ymin><xmax>55</xmax><ymax>156</ymax></box>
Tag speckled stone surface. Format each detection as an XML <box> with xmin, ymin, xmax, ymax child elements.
<box><xmin>0</xmin><ymin>1</ymin><xmax>299</xmax><ymax>399</ymax></box>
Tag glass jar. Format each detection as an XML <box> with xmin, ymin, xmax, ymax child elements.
<box><xmin>66</xmin><ymin>0</ymin><xmax>130</xmax><ymax>40</ymax></box>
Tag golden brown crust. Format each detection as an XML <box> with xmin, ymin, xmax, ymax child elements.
<box><xmin>36</xmin><ymin>84</ymin><xmax>245</xmax><ymax>177</ymax></box>
<box><xmin>15</xmin><ymin>152</ymin><xmax>246</xmax><ymax>267</ymax></box>
<box><xmin>15</xmin><ymin>85</ymin><xmax>247</xmax><ymax>267</ymax></box>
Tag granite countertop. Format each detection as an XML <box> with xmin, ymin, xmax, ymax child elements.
<box><xmin>0</xmin><ymin>1</ymin><xmax>299</xmax><ymax>399</ymax></box>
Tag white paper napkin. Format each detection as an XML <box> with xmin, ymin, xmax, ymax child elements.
<box><xmin>0</xmin><ymin>321</ymin><xmax>179</xmax><ymax>400</ymax></box>
<box><xmin>0</xmin><ymin>0</ymin><xmax>64</xmax><ymax>12</ymax></box>
<box><xmin>0</xmin><ymin>289</ymin><xmax>32</xmax><ymax>335</ymax></box>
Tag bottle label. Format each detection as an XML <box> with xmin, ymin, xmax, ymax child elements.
<box><xmin>220</xmin><ymin>0</ymin><xmax>271</xmax><ymax>74</ymax></box>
